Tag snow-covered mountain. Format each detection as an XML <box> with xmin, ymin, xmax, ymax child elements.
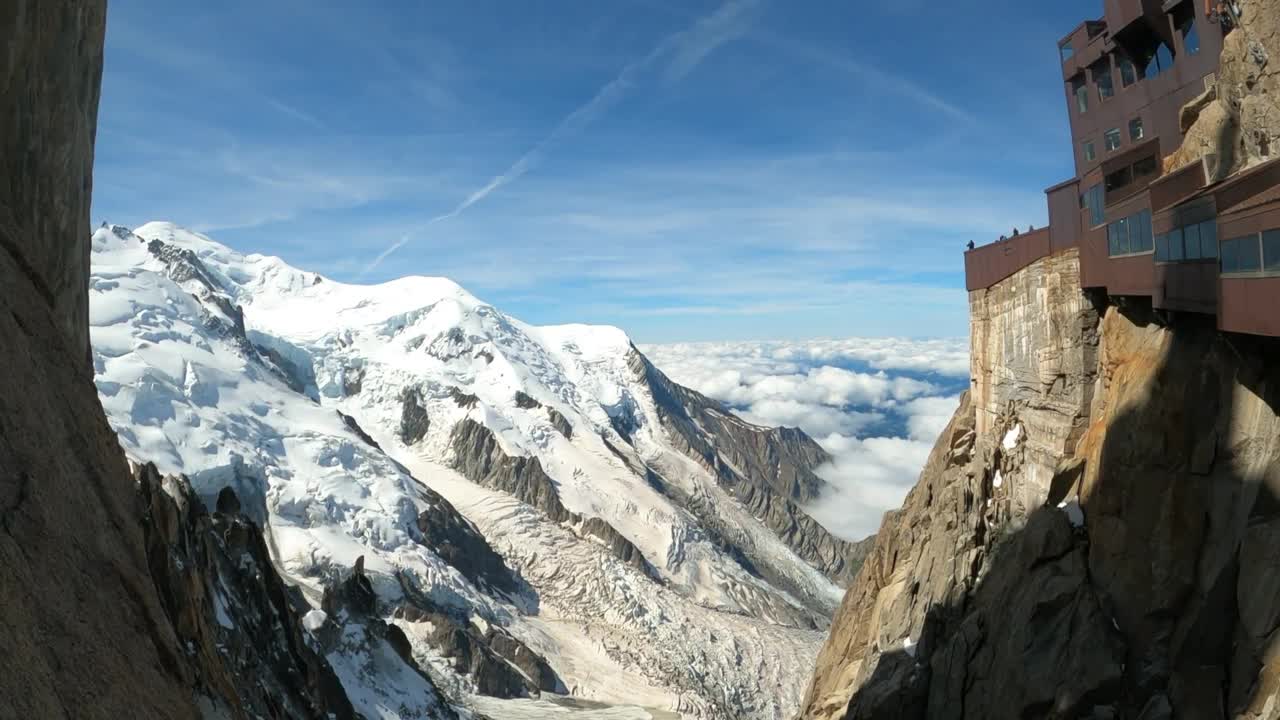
<box><xmin>89</xmin><ymin>222</ymin><xmax>871</xmax><ymax>720</ymax></box>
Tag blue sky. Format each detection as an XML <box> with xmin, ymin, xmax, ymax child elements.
<box><xmin>94</xmin><ymin>0</ymin><xmax>1086</xmax><ymax>342</ymax></box>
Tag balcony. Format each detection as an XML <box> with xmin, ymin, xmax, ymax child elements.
<box><xmin>964</xmin><ymin>228</ymin><xmax>1052</xmax><ymax>291</ymax></box>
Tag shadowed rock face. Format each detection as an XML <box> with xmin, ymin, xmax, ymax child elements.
<box><xmin>400</xmin><ymin>386</ymin><xmax>431</xmax><ymax>444</ymax></box>
<box><xmin>0</xmin><ymin>2</ymin><xmax>199</xmax><ymax>717</ymax></box>
<box><xmin>449</xmin><ymin>418</ymin><xmax>657</xmax><ymax>577</ymax></box>
<box><xmin>626</xmin><ymin>347</ymin><xmax>872</xmax><ymax>585</ymax></box>
<box><xmin>415</xmin><ymin>490</ymin><xmax>522</xmax><ymax>596</ymax></box>
<box><xmin>1</xmin><ymin>1</ymin><xmax>103</xmax><ymax>359</ymax></box>
<box><xmin>137</xmin><ymin>464</ymin><xmax>356</xmax><ymax>719</ymax></box>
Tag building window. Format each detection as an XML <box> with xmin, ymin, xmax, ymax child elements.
<box><xmin>1072</xmin><ymin>77</ymin><xmax>1089</xmax><ymax>114</ymax></box>
<box><xmin>1183</xmin><ymin>221</ymin><xmax>1203</xmax><ymax>259</ymax></box>
<box><xmin>1083</xmin><ymin>140</ymin><xmax>1097</xmax><ymax>162</ymax></box>
<box><xmin>1238</xmin><ymin>235</ymin><xmax>1261</xmax><ymax>271</ymax></box>
<box><xmin>1264</xmin><ymin>230</ymin><xmax>1280</xmax><ymax>271</ymax></box>
<box><xmin>1061</xmin><ymin>42</ymin><xmax>1075</xmax><ymax>63</ymax></box>
<box><xmin>1133</xmin><ymin>155</ymin><xmax>1158</xmax><ymax>178</ymax></box>
<box><xmin>1158</xmin><ymin>219</ymin><xmax>1218</xmax><ymax>263</ymax></box>
<box><xmin>1222</xmin><ymin>235</ymin><xmax>1262</xmax><ymax>273</ymax></box>
<box><xmin>1136</xmin><ymin>210</ymin><xmax>1153</xmax><ymax>252</ymax></box>
<box><xmin>1181</xmin><ymin>17</ymin><xmax>1201</xmax><ymax>56</ymax></box>
<box><xmin>1199</xmin><ymin>220</ymin><xmax>1218</xmax><ymax>258</ymax></box>
<box><xmin>1107</xmin><ymin>209</ymin><xmax>1152</xmax><ymax>256</ymax></box>
<box><xmin>1129</xmin><ymin>116</ymin><xmax>1145</xmax><ymax>141</ymax></box>
<box><xmin>1105</xmin><ymin>128</ymin><xmax>1123</xmax><ymax>151</ymax></box>
<box><xmin>1144</xmin><ymin>42</ymin><xmax>1175</xmax><ymax>78</ymax></box>
<box><xmin>1119</xmin><ymin>57</ymin><xmax>1138</xmax><ymax>87</ymax></box>
<box><xmin>1093</xmin><ymin>60</ymin><xmax>1114</xmax><ymax>101</ymax></box>
<box><xmin>1106</xmin><ymin>166</ymin><xmax>1133</xmax><ymax>193</ymax></box>
<box><xmin>1084</xmin><ymin>184</ymin><xmax>1105</xmax><ymax>227</ymax></box>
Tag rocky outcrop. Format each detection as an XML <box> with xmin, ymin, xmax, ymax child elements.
<box><xmin>415</xmin><ymin>492</ymin><xmax>521</xmax><ymax>596</ymax></box>
<box><xmin>339</xmin><ymin>410</ymin><xmax>383</xmax><ymax>451</ymax></box>
<box><xmin>801</xmin><ymin>249</ymin><xmax>1280</xmax><ymax>719</ymax></box>
<box><xmin>1169</xmin><ymin>0</ymin><xmax>1280</xmax><ymax>176</ymax></box>
<box><xmin>547</xmin><ymin>406</ymin><xmax>574</xmax><ymax>438</ymax></box>
<box><xmin>0</xmin><ymin>3</ymin><xmax>200</xmax><ymax>717</ymax></box>
<box><xmin>450</xmin><ymin>387</ymin><xmax>480</xmax><ymax>408</ymax></box>
<box><xmin>137</xmin><ymin>464</ymin><xmax>355</xmax><ymax>719</ymax></box>
<box><xmin>400</xmin><ymin>386</ymin><xmax>431</xmax><ymax>444</ymax></box>
<box><xmin>316</xmin><ymin>559</ymin><xmax>459</xmax><ymax>719</ymax></box>
<box><xmin>395</xmin><ymin>574</ymin><xmax>564</xmax><ymax>699</ymax></box>
<box><xmin>449</xmin><ymin>418</ymin><xmax>657</xmax><ymax>577</ymax></box>
<box><xmin>628</xmin><ymin>347</ymin><xmax>871</xmax><ymax>584</ymax></box>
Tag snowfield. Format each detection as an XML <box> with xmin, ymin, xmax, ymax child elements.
<box><xmin>90</xmin><ymin>222</ymin><xmax>843</xmax><ymax>719</ymax></box>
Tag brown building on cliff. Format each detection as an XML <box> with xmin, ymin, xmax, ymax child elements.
<box><xmin>965</xmin><ymin>0</ymin><xmax>1280</xmax><ymax>337</ymax></box>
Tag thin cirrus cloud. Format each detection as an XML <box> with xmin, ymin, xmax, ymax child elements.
<box><xmin>93</xmin><ymin>1</ymin><xmax>1076</xmax><ymax>341</ymax></box>
<box><xmin>361</xmin><ymin>0</ymin><xmax>764</xmax><ymax>275</ymax></box>
<box><xmin>642</xmin><ymin>337</ymin><xmax>968</xmax><ymax>540</ymax></box>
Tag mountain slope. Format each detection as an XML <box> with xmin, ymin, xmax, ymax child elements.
<box><xmin>89</xmin><ymin>221</ymin><xmax>866</xmax><ymax>719</ymax></box>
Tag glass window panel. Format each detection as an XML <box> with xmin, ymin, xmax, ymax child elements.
<box><xmin>1133</xmin><ymin>155</ymin><xmax>1158</xmax><ymax>177</ymax></box>
<box><xmin>1117</xmin><ymin>217</ymin><xmax>1131</xmax><ymax>254</ymax></box>
<box><xmin>1199</xmin><ymin>220</ymin><xmax>1218</xmax><ymax>258</ymax></box>
<box><xmin>1263</xmin><ymin>230</ymin><xmax>1280</xmax><ymax>271</ymax></box>
<box><xmin>1182</xmin><ymin>17</ymin><xmax>1201</xmax><ymax>56</ymax></box>
<box><xmin>1084</xmin><ymin>141</ymin><xmax>1096</xmax><ymax>162</ymax></box>
<box><xmin>1108</xmin><ymin>223</ymin><xmax>1120</xmax><ymax>256</ymax></box>
<box><xmin>1240</xmin><ymin>235</ymin><xmax>1262</xmax><ymax>271</ymax></box>
<box><xmin>1222</xmin><ymin>237</ymin><xmax>1240</xmax><ymax>272</ymax></box>
<box><xmin>1129</xmin><ymin>116</ymin><xmax>1144</xmax><ymax>141</ymax></box>
<box><xmin>1061</xmin><ymin>44</ymin><xmax>1075</xmax><ymax>63</ymax></box>
<box><xmin>1139</xmin><ymin>211</ymin><xmax>1153</xmax><ymax>252</ymax></box>
<box><xmin>1088</xmin><ymin>185</ymin><xmax>1105</xmax><ymax>227</ymax></box>
<box><xmin>1169</xmin><ymin>227</ymin><xmax>1185</xmax><ymax>261</ymax></box>
<box><xmin>1184</xmin><ymin>222</ymin><xmax>1202</xmax><ymax>259</ymax></box>
<box><xmin>1105</xmin><ymin>128</ymin><xmax>1122</xmax><ymax>151</ymax></box>
<box><xmin>1119</xmin><ymin>57</ymin><xmax>1137</xmax><ymax>86</ymax></box>
<box><xmin>1074</xmin><ymin>79</ymin><xmax>1089</xmax><ymax>114</ymax></box>
<box><xmin>1156</xmin><ymin>234</ymin><xmax>1169</xmax><ymax>262</ymax></box>
<box><xmin>1095</xmin><ymin>62</ymin><xmax>1115</xmax><ymax>100</ymax></box>
<box><xmin>1157</xmin><ymin>43</ymin><xmax>1174</xmax><ymax>72</ymax></box>
<box><xmin>1106</xmin><ymin>166</ymin><xmax>1132</xmax><ymax>192</ymax></box>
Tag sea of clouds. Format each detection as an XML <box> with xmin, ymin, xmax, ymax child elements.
<box><xmin>641</xmin><ymin>338</ymin><xmax>969</xmax><ymax>541</ymax></box>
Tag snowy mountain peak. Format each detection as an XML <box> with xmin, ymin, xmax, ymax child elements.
<box><xmin>89</xmin><ymin>221</ymin><xmax>870</xmax><ymax>719</ymax></box>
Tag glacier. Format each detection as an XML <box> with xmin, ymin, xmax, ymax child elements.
<box><xmin>89</xmin><ymin>221</ymin><xmax>863</xmax><ymax>719</ymax></box>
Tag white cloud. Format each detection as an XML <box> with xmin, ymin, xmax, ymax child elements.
<box><xmin>643</xmin><ymin>337</ymin><xmax>967</xmax><ymax>540</ymax></box>
<box><xmin>900</xmin><ymin>395</ymin><xmax>960</xmax><ymax>442</ymax></box>
<box><xmin>807</xmin><ymin>434</ymin><xmax>935</xmax><ymax>539</ymax></box>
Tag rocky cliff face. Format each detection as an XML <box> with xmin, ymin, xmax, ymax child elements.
<box><xmin>967</xmin><ymin>249</ymin><xmax>1099</xmax><ymax>521</ymax></box>
<box><xmin>137</xmin><ymin>464</ymin><xmax>357</xmax><ymax>719</ymax></box>
<box><xmin>801</xmin><ymin>248</ymin><xmax>1280</xmax><ymax>719</ymax></box>
<box><xmin>0</xmin><ymin>3</ymin><xmax>199</xmax><ymax>717</ymax></box>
